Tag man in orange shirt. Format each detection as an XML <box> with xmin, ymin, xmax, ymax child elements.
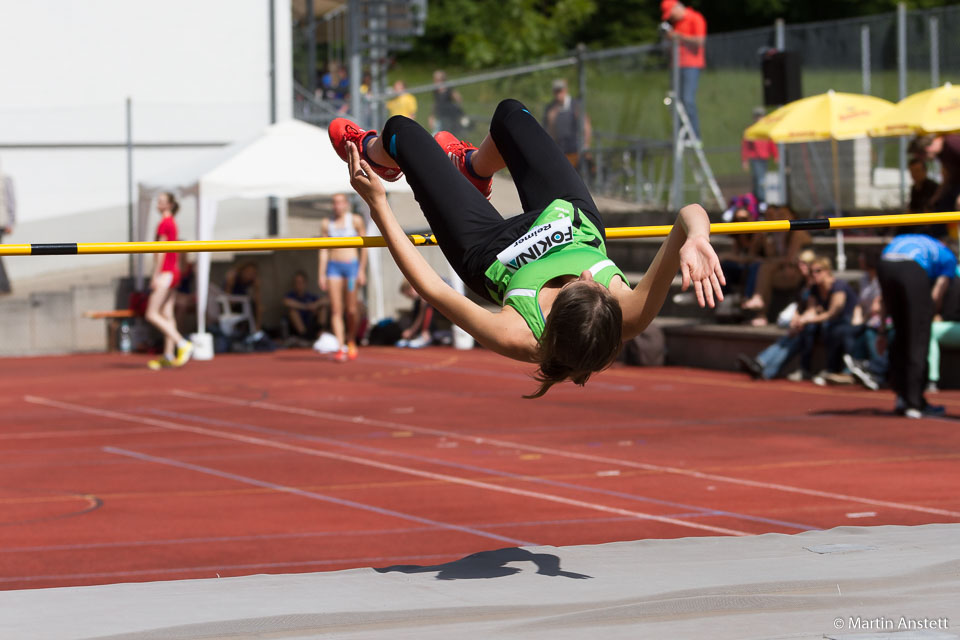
<box><xmin>662</xmin><ymin>0</ymin><xmax>707</xmax><ymax>141</ymax></box>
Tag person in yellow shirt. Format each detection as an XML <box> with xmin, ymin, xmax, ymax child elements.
<box><xmin>386</xmin><ymin>80</ymin><xmax>417</xmax><ymax>119</ymax></box>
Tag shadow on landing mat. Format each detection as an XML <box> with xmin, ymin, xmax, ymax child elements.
<box><xmin>375</xmin><ymin>548</ymin><xmax>593</xmax><ymax>581</ymax></box>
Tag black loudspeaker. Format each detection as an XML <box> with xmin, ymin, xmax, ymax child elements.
<box><xmin>762</xmin><ymin>51</ymin><xmax>802</xmax><ymax>106</ymax></box>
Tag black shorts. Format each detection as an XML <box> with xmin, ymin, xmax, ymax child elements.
<box><xmin>381</xmin><ymin>99</ymin><xmax>603</xmax><ymax>302</ymax></box>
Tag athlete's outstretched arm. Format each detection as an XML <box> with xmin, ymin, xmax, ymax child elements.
<box><xmin>619</xmin><ymin>203</ymin><xmax>725</xmax><ymax>339</ymax></box>
<box><xmin>345</xmin><ymin>142</ymin><xmax>536</xmax><ymax>361</ymax></box>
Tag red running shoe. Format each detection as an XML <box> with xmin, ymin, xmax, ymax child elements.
<box><xmin>328</xmin><ymin>117</ymin><xmax>403</xmax><ymax>182</ymax></box>
<box><xmin>433</xmin><ymin>131</ymin><xmax>492</xmax><ymax>199</ymax></box>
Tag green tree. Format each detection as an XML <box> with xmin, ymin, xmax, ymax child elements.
<box><xmin>573</xmin><ymin>0</ymin><xmax>659</xmax><ymax>47</ymax></box>
<box><xmin>401</xmin><ymin>0</ymin><xmax>960</xmax><ymax>68</ymax></box>
<box><xmin>407</xmin><ymin>0</ymin><xmax>596</xmax><ymax>68</ymax></box>
<box><xmin>706</xmin><ymin>0</ymin><xmax>958</xmax><ymax>33</ymax></box>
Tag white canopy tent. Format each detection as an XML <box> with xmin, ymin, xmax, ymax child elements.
<box><xmin>137</xmin><ymin>119</ymin><xmax>410</xmax><ymax>350</ymax></box>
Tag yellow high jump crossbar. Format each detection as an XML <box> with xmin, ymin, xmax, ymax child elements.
<box><xmin>1</xmin><ymin>211</ymin><xmax>959</xmax><ymax>256</ymax></box>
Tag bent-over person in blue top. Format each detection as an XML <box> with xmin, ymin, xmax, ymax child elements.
<box><xmin>878</xmin><ymin>233</ymin><xmax>957</xmax><ymax>418</ymax></box>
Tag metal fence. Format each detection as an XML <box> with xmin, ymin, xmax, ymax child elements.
<box><xmin>303</xmin><ymin>3</ymin><xmax>960</xmax><ymax>214</ymax></box>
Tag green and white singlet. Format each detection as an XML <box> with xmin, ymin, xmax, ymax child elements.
<box><xmin>482</xmin><ymin>199</ymin><xmax>628</xmax><ymax>340</ymax></box>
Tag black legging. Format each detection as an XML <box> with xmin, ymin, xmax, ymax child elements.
<box><xmin>877</xmin><ymin>259</ymin><xmax>934</xmax><ymax>410</ymax></box>
<box><xmin>380</xmin><ymin>99</ymin><xmax>602</xmax><ymax>301</ymax></box>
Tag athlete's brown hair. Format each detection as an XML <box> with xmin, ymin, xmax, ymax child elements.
<box><xmin>524</xmin><ymin>282</ymin><xmax>623</xmax><ymax>399</ymax></box>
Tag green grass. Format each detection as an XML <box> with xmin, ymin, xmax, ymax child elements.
<box><xmin>383</xmin><ymin>61</ymin><xmax>959</xmax><ymax>202</ymax></box>
<box><xmin>390</xmin><ymin>60</ymin><xmax>957</xmax><ymax>140</ymax></box>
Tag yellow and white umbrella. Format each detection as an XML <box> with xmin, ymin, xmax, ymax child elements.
<box><xmin>745</xmin><ymin>90</ymin><xmax>895</xmax><ymax>143</ymax></box>
<box><xmin>744</xmin><ymin>91</ymin><xmax>895</xmax><ymax>271</ymax></box>
<box><xmin>868</xmin><ymin>82</ymin><xmax>960</xmax><ymax>137</ymax></box>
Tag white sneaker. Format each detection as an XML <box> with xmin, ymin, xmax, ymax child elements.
<box><xmin>406</xmin><ymin>335</ymin><xmax>431</xmax><ymax>349</ymax></box>
<box><xmin>843</xmin><ymin>354</ymin><xmax>879</xmax><ymax>391</ymax></box>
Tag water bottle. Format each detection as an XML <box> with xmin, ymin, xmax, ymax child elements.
<box><xmin>118</xmin><ymin>320</ymin><xmax>132</xmax><ymax>354</ymax></box>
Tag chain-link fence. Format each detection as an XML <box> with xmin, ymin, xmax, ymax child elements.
<box><xmin>308</xmin><ymin>3</ymin><xmax>960</xmax><ymax>215</ymax></box>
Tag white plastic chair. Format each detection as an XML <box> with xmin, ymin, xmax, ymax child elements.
<box><xmin>216</xmin><ymin>294</ymin><xmax>255</xmax><ymax>336</ymax></box>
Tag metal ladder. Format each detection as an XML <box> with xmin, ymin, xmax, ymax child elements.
<box><xmin>670</xmin><ymin>94</ymin><xmax>725</xmax><ymax>211</ymax></box>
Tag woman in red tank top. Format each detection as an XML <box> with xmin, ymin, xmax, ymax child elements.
<box><xmin>145</xmin><ymin>192</ymin><xmax>193</xmax><ymax>370</ymax></box>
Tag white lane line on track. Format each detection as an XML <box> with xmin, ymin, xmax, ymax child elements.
<box><xmin>103</xmin><ymin>446</ymin><xmax>533</xmax><ymax>547</ymax></box>
<box><xmin>26</xmin><ymin>395</ymin><xmax>748</xmax><ymax>537</ymax></box>
<box><xmin>171</xmin><ymin>389</ymin><xmax>960</xmax><ymax>519</ymax></box>
<box><xmin>146</xmin><ymin>407</ymin><xmax>816</xmax><ymax>532</ymax></box>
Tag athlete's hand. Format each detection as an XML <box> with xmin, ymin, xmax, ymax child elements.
<box><xmin>346</xmin><ymin>141</ymin><xmax>386</xmax><ymax>206</ymax></box>
<box><xmin>356</xmin><ymin>270</ymin><xmax>367</xmax><ymax>288</ymax></box>
<box><xmin>679</xmin><ymin>235</ymin><xmax>725</xmax><ymax>308</ymax></box>
<box><xmin>318</xmin><ymin>275</ymin><xmax>328</xmax><ymax>292</ymax></box>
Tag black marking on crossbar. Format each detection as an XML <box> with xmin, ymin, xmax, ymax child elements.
<box><xmin>410</xmin><ymin>234</ymin><xmax>438</xmax><ymax>246</ymax></box>
<box><xmin>790</xmin><ymin>219</ymin><xmax>831</xmax><ymax>231</ymax></box>
<box><xmin>31</xmin><ymin>243</ymin><xmax>79</xmax><ymax>255</ymax></box>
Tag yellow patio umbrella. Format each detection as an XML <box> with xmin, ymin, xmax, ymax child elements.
<box><xmin>744</xmin><ymin>90</ymin><xmax>895</xmax><ymax>270</ymax></box>
<box><xmin>867</xmin><ymin>82</ymin><xmax>960</xmax><ymax>137</ymax></box>
<box><xmin>745</xmin><ymin>90</ymin><xmax>896</xmax><ymax>143</ymax></box>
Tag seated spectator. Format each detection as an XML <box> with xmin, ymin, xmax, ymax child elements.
<box><xmin>173</xmin><ymin>259</ymin><xmax>197</xmax><ymax>329</ymax></box>
<box><xmin>930</xmin><ymin>163</ymin><xmax>960</xmax><ymax>240</ymax></box>
<box><xmin>721</xmin><ymin>192</ymin><xmax>760</xmax><ymax>222</ymax></box>
<box><xmin>924</xmin><ymin>134</ymin><xmax>960</xmax><ymax>209</ymax></box>
<box><xmin>320</xmin><ymin>62</ymin><xmax>349</xmax><ymax>102</ymax></box>
<box><xmin>396</xmin><ymin>280</ymin><xmax>435</xmax><ymax>348</ymax></box>
<box><xmin>283</xmin><ymin>270</ymin><xmax>328</xmax><ymax>346</ymax></box>
<box><xmin>736</xmin><ymin>249</ymin><xmax>817</xmax><ymax>380</ymax></box>
<box><xmin>844</xmin><ymin>248</ymin><xmax>888</xmax><ymax>391</ymax></box>
<box><xmin>908</xmin><ymin>157</ymin><xmax>939</xmax><ymax>214</ymax></box>
<box><xmin>926</xmin><ymin>264</ymin><xmax>960</xmax><ymax>393</ymax></box>
<box><xmin>906</xmin><ymin>157</ymin><xmax>944</xmax><ymax>237</ymax></box>
<box><xmin>225</xmin><ymin>261</ymin><xmax>262</xmax><ymax>332</ymax></box>
<box><xmin>741</xmin><ymin>205</ymin><xmax>812</xmax><ymax>324</ymax></box>
<box><xmin>917</xmin><ymin>133</ymin><xmax>960</xmax><ymax>241</ymax></box>
<box><xmin>796</xmin><ymin>256</ymin><xmax>858</xmax><ymax>385</ymax></box>
<box><xmin>718</xmin><ymin>206</ymin><xmax>770</xmax><ymax>320</ymax></box>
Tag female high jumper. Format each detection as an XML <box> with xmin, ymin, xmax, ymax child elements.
<box><xmin>329</xmin><ymin>98</ymin><xmax>724</xmax><ymax>397</ymax></box>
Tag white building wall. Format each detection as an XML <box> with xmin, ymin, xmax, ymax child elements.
<box><xmin>0</xmin><ymin>0</ymin><xmax>292</xmax><ymax>282</ymax></box>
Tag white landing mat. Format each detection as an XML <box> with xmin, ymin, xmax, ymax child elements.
<box><xmin>1</xmin><ymin>524</ymin><xmax>958</xmax><ymax>640</ymax></box>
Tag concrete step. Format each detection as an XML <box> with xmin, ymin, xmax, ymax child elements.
<box><xmin>0</xmin><ymin>282</ymin><xmax>117</xmax><ymax>356</ymax></box>
<box><xmin>654</xmin><ymin>317</ymin><xmax>960</xmax><ymax>389</ymax></box>
<box><xmin>623</xmin><ymin>269</ymin><xmax>867</xmax><ymax>321</ymax></box>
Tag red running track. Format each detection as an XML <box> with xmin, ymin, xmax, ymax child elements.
<box><xmin>1</xmin><ymin>348</ymin><xmax>958</xmax><ymax>590</ymax></box>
